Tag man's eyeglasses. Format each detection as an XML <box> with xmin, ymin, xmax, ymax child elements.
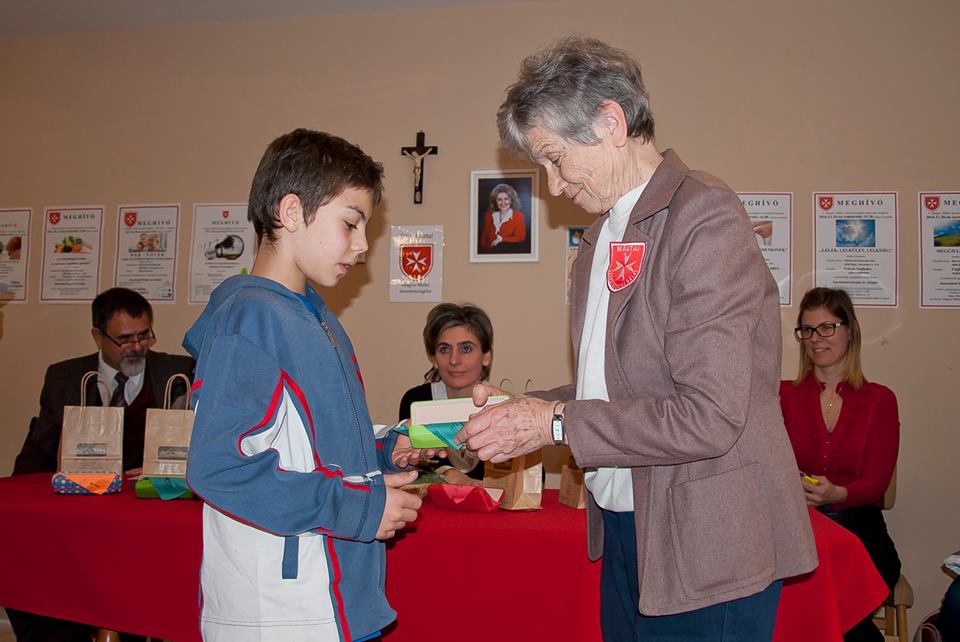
<box><xmin>794</xmin><ymin>322</ymin><xmax>844</xmax><ymax>341</ymax></box>
<box><xmin>98</xmin><ymin>328</ymin><xmax>156</xmax><ymax>349</ymax></box>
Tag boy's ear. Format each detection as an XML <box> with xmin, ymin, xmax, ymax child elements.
<box><xmin>276</xmin><ymin>194</ymin><xmax>304</xmax><ymax>232</ymax></box>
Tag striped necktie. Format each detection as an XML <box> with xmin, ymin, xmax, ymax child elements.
<box><xmin>110</xmin><ymin>372</ymin><xmax>129</xmax><ymax>407</ymax></box>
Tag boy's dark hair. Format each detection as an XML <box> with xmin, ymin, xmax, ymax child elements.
<box><xmin>91</xmin><ymin>287</ymin><xmax>153</xmax><ymax>331</ymax></box>
<box><xmin>248</xmin><ymin>128</ymin><xmax>385</xmax><ymax>242</ymax></box>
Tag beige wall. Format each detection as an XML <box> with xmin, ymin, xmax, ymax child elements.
<box><xmin>1</xmin><ymin>0</ymin><xmax>956</xmax><ymax>628</ymax></box>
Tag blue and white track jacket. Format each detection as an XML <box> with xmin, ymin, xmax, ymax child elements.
<box><xmin>184</xmin><ymin>275</ymin><xmax>402</xmax><ymax>642</ymax></box>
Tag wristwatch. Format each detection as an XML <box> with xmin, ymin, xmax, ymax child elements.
<box><xmin>551</xmin><ymin>402</ymin><xmax>566</xmax><ymax>445</ymax></box>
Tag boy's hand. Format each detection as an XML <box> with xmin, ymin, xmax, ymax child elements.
<box><xmin>391</xmin><ymin>433</ymin><xmax>447</xmax><ymax>468</ymax></box>
<box><xmin>377</xmin><ymin>471</ymin><xmax>421</xmax><ymax>540</ymax></box>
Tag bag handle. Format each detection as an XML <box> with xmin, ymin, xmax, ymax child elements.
<box><xmin>80</xmin><ymin>370</ymin><xmax>111</xmax><ymax>408</ymax></box>
<box><xmin>163</xmin><ymin>373</ymin><xmax>193</xmax><ymax>410</ymax></box>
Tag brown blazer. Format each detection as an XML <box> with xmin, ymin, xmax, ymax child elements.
<box><xmin>543</xmin><ymin>150</ymin><xmax>818</xmax><ymax>615</ymax></box>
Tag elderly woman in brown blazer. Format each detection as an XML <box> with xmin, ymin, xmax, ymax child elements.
<box><xmin>459</xmin><ymin>35</ymin><xmax>817</xmax><ymax>641</ymax></box>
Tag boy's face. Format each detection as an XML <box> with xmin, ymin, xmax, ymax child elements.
<box><xmin>296</xmin><ymin>187</ymin><xmax>373</xmax><ymax>288</ymax></box>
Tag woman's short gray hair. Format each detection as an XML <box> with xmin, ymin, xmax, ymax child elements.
<box><xmin>497</xmin><ymin>34</ymin><xmax>655</xmax><ymax>157</ymax></box>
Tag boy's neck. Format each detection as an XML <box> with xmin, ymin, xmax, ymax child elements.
<box><xmin>250</xmin><ymin>242</ymin><xmax>307</xmax><ymax>294</ymax></box>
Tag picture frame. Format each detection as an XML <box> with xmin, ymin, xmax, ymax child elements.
<box><xmin>469</xmin><ymin>169</ymin><xmax>539</xmax><ymax>263</ymax></box>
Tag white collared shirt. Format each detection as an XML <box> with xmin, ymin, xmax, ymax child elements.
<box><xmin>98</xmin><ymin>354</ymin><xmax>145</xmax><ymax>406</ymax></box>
<box><xmin>577</xmin><ymin>181</ymin><xmax>647</xmax><ymax>512</ymax></box>
<box><xmin>492</xmin><ymin>209</ymin><xmax>514</xmax><ymax>235</ymax></box>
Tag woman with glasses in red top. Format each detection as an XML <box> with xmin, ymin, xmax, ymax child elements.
<box><xmin>780</xmin><ymin>287</ymin><xmax>901</xmax><ymax>642</ymax></box>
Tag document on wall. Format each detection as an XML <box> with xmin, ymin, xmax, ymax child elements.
<box><xmin>0</xmin><ymin>208</ymin><xmax>31</xmax><ymax>302</ymax></box>
<box><xmin>920</xmin><ymin>191</ymin><xmax>960</xmax><ymax>308</ymax></box>
<box><xmin>814</xmin><ymin>192</ymin><xmax>898</xmax><ymax>307</ymax></box>
<box><xmin>188</xmin><ymin>204</ymin><xmax>256</xmax><ymax>304</ymax></box>
<box><xmin>41</xmin><ymin>206</ymin><xmax>104</xmax><ymax>303</ymax></box>
<box><xmin>738</xmin><ymin>193</ymin><xmax>792</xmax><ymax>306</ymax></box>
<box><xmin>565</xmin><ymin>226</ymin><xmax>586</xmax><ymax>305</ymax></box>
<box><xmin>114</xmin><ymin>204</ymin><xmax>180</xmax><ymax>302</ymax></box>
<box><xmin>389</xmin><ymin>225</ymin><xmax>443</xmax><ymax>302</ymax></box>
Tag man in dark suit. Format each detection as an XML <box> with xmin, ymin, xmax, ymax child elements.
<box><xmin>9</xmin><ymin>287</ymin><xmax>194</xmax><ymax>641</ymax></box>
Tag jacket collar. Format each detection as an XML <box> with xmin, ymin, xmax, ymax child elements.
<box><xmin>580</xmin><ymin>149</ymin><xmax>688</xmax><ymax>247</ymax></box>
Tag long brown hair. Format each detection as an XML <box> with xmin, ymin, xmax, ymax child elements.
<box><xmin>793</xmin><ymin>287</ymin><xmax>865</xmax><ymax>390</ymax></box>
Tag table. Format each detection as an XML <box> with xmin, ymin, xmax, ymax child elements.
<box><xmin>0</xmin><ymin>474</ymin><xmax>888</xmax><ymax>641</ymax></box>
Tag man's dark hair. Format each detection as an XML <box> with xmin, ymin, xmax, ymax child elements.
<box><xmin>91</xmin><ymin>288</ymin><xmax>153</xmax><ymax>330</ymax></box>
<box><xmin>248</xmin><ymin>128</ymin><xmax>385</xmax><ymax>242</ymax></box>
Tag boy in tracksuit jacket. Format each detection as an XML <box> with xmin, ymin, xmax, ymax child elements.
<box><xmin>184</xmin><ymin>129</ymin><xmax>436</xmax><ymax>642</ymax></box>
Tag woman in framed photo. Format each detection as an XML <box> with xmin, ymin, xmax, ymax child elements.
<box><xmin>479</xmin><ymin>183</ymin><xmax>527</xmax><ymax>252</ymax></box>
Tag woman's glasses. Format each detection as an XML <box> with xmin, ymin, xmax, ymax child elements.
<box><xmin>793</xmin><ymin>322</ymin><xmax>844</xmax><ymax>341</ymax></box>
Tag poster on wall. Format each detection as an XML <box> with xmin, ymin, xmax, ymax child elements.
<box><xmin>813</xmin><ymin>192</ymin><xmax>898</xmax><ymax>307</ymax></box>
<box><xmin>189</xmin><ymin>203</ymin><xmax>255</xmax><ymax>304</ymax></box>
<box><xmin>40</xmin><ymin>206</ymin><xmax>104</xmax><ymax>303</ymax></box>
<box><xmin>114</xmin><ymin>204</ymin><xmax>180</xmax><ymax>302</ymax></box>
<box><xmin>919</xmin><ymin>191</ymin><xmax>960</xmax><ymax>308</ymax></box>
<box><xmin>389</xmin><ymin>225</ymin><xmax>443</xmax><ymax>302</ymax></box>
<box><xmin>0</xmin><ymin>208</ymin><xmax>31</xmax><ymax>302</ymax></box>
<box><xmin>565</xmin><ymin>226</ymin><xmax>586</xmax><ymax>305</ymax></box>
<box><xmin>738</xmin><ymin>193</ymin><xmax>792</xmax><ymax>306</ymax></box>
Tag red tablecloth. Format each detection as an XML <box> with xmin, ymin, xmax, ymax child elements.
<box><xmin>0</xmin><ymin>475</ymin><xmax>887</xmax><ymax>641</ymax></box>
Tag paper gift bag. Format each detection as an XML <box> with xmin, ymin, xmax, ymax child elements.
<box><xmin>482</xmin><ymin>449</ymin><xmax>543</xmax><ymax>510</ymax></box>
<box><xmin>142</xmin><ymin>374</ymin><xmax>194</xmax><ymax>478</ymax></box>
<box><xmin>558</xmin><ymin>452</ymin><xmax>587</xmax><ymax>509</ymax></box>
<box><xmin>57</xmin><ymin>371</ymin><xmax>124</xmax><ymax>478</ymax></box>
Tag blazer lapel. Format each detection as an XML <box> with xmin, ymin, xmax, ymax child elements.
<box><xmin>605</xmin><ymin>149</ymin><xmax>687</xmax><ymax>331</ymax></box>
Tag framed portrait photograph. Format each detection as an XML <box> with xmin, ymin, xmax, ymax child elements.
<box><xmin>469</xmin><ymin>169</ymin><xmax>539</xmax><ymax>263</ymax></box>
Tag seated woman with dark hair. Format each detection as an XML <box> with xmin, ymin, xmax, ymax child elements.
<box><xmin>780</xmin><ymin>287</ymin><xmax>901</xmax><ymax>642</ymax></box>
<box><xmin>399</xmin><ymin>303</ymin><xmax>493</xmax><ymax>482</ymax></box>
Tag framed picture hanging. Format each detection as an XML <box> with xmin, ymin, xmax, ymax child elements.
<box><xmin>469</xmin><ymin>169</ymin><xmax>539</xmax><ymax>263</ymax></box>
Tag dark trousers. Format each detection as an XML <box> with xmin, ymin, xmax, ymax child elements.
<box><xmin>600</xmin><ymin>510</ymin><xmax>782</xmax><ymax>642</ymax></box>
<box><xmin>940</xmin><ymin>575</ymin><xmax>960</xmax><ymax>642</ymax></box>
<box><xmin>7</xmin><ymin>608</ymin><xmax>147</xmax><ymax>642</ymax></box>
<box><xmin>819</xmin><ymin>504</ymin><xmax>902</xmax><ymax>642</ymax></box>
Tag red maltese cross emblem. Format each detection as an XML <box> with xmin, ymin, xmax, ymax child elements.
<box><xmin>124</xmin><ymin>211</ymin><xmax>138</xmax><ymax>227</ymax></box>
<box><xmin>48</xmin><ymin>211</ymin><xmax>61</xmax><ymax>225</ymax></box>
<box><xmin>607</xmin><ymin>242</ymin><xmax>646</xmax><ymax>292</ymax></box>
<box><xmin>818</xmin><ymin>196</ymin><xmax>834</xmax><ymax>211</ymax></box>
<box><xmin>924</xmin><ymin>196</ymin><xmax>940</xmax><ymax>211</ymax></box>
<box><xmin>400</xmin><ymin>244</ymin><xmax>433</xmax><ymax>280</ymax></box>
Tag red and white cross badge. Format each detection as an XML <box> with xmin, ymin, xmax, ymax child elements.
<box><xmin>400</xmin><ymin>244</ymin><xmax>433</xmax><ymax>280</ymax></box>
<box><xmin>124</xmin><ymin>211</ymin><xmax>138</xmax><ymax>227</ymax></box>
<box><xmin>607</xmin><ymin>241</ymin><xmax>646</xmax><ymax>292</ymax></box>
<box><xmin>924</xmin><ymin>196</ymin><xmax>940</xmax><ymax>211</ymax></box>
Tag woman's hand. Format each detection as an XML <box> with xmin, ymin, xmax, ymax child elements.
<box><xmin>391</xmin><ymin>433</ymin><xmax>447</xmax><ymax>469</ymax></box>
<box><xmin>801</xmin><ymin>474</ymin><xmax>848</xmax><ymax>506</ymax></box>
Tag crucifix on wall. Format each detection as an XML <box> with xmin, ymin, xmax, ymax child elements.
<box><xmin>401</xmin><ymin>131</ymin><xmax>438</xmax><ymax>204</ymax></box>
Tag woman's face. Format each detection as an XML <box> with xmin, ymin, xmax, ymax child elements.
<box><xmin>799</xmin><ymin>306</ymin><xmax>849</xmax><ymax>372</ymax></box>
<box><xmin>431</xmin><ymin>325</ymin><xmax>491</xmax><ymax>397</ymax></box>
<box><xmin>495</xmin><ymin>191</ymin><xmax>512</xmax><ymax>212</ymax></box>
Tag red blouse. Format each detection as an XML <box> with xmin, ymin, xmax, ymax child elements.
<box><xmin>779</xmin><ymin>374</ymin><xmax>899</xmax><ymax>511</ymax></box>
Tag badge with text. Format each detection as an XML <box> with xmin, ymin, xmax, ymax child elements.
<box><xmin>607</xmin><ymin>241</ymin><xmax>646</xmax><ymax>292</ymax></box>
<box><xmin>400</xmin><ymin>244</ymin><xmax>434</xmax><ymax>280</ymax></box>
<box><xmin>390</xmin><ymin>225</ymin><xmax>443</xmax><ymax>302</ymax></box>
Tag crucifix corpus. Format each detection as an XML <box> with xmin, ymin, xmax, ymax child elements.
<box><xmin>401</xmin><ymin>131</ymin><xmax>438</xmax><ymax>204</ymax></box>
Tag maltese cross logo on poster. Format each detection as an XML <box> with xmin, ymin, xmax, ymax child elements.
<box><xmin>400</xmin><ymin>244</ymin><xmax>433</xmax><ymax>280</ymax></box>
